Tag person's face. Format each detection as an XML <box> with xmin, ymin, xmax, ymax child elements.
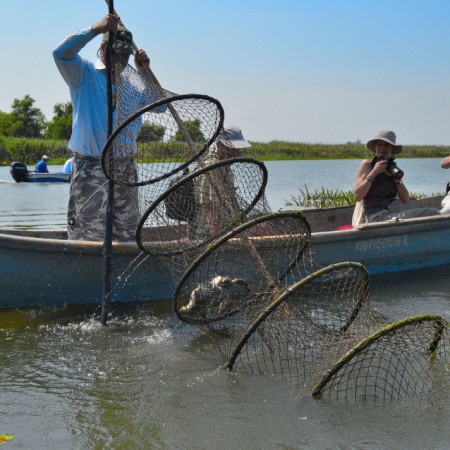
<box><xmin>374</xmin><ymin>140</ymin><xmax>394</xmax><ymax>158</ymax></box>
<box><xmin>99</xmin><ymin>43</ymin><xmax>132</xmax><ymax>65</ymax></box>
<box><xmin>117</xmin><ymin>52</ymin><xmax>131</xmax><ymax>64</ymax></box>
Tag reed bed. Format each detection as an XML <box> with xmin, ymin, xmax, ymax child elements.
<box><xmin>286</xmin><ymin>185</ymin><xmax>441</xmax><ymax>208</ymax></box>
<box><xmin>1</xmin><ymin>137</ymin><xmax>449</xmax><ymax>165</ymax></box>
<box><xmin>243</xmin><ymin>141</ymin><xmax>450</xmax><ymax>161</ymax></box>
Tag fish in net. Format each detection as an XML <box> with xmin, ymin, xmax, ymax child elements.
<box><xmin>101</xmin><ymin>47</ymin><xmax>450</xmax><ymax>405</ymax></box>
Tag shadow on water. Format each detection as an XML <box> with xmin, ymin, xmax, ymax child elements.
<box><xmin>369</xmin><ymin>263</ymin><xmax>450</xmax><ymax>320</ymax></box>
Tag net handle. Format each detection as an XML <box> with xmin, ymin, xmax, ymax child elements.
<box><xmin>104</xmin><ymin>0</ymin><xmax>198</xmax><ymax>155</ymax></box>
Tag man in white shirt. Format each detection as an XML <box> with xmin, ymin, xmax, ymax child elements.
<box><xmin>54</xmin><ymin>14</ymin><xmax>162</xmax><ymax>241</ymax></box>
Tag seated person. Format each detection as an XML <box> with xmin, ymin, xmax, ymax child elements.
<box><xmin>63</xmin><ymin>156</ymin><xmax>73</xmax><ymax>174</ymax></box>
<box><xmin>194</xmin><ymin>125</ymin><xmax>251</xmax><ymax>236</ymax></box>
<box><xmin>354</xmin><ymin>130</ymin><xmax>439</xmax><ymax>223</ymax></box>
<box><xmin>440</xmin><ymin>155</ymin><xmax>450</xmax><ymax>214</ymax></box>
<box><xmin>35</xmin><ymin>155</ymin><xmax>49</xmax><ymax>173</ymax></box>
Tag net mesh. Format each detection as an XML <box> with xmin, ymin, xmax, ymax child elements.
<box><xmin>101</xmin><ymin>50</ymin><xmax>450</xmax><ymax>405</ymax></box>
<box><xmin>311</xmin><ymin>315</ymin><xmax>450</xmax><ymax>405</ymax></box>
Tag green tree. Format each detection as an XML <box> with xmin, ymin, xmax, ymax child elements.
<box><xmin>10</xmin><ymin>95</ymin><xmax>46</xmax><ymax>138</ymax></box>
<box><xmin>45</xmin><ymin>102</ymin><xmax>73</xmax><ymax>140</ymax></box>
<box><xmin>173</xmin><ymin>119</ymin><xmax>205</xmax><ymax>143</ymax></box>
<box><xmin>0</xmin><ymin>111</ymin><xmax>21</xmax><ymax>136</ymax></box>
<box><xmin>137</xmin><ymin>122</ymin><xmax>166</xmax><ymax>142</ymax></box>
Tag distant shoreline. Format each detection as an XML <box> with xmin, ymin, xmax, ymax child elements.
<box><xmin>1</xmin><ymin>136</ymin><xmax>449</xmax><ymax>165</ymax></box>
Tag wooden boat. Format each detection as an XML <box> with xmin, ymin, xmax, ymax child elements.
<box><xmin>1</xmin><ymin>195</ymin><xmax>447</xmax><ymax>309</ymax></box>
<box><xmin>10</xmin><ymin>162</ymin><xmax>71</xmax><ymax>183</ymax></box>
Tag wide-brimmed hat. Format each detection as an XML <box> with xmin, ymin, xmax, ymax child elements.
<box><xmin>366</xmin><ymin>129</ymin><xmax>402</xmax><ymax>154</ymax></box>
<box><xmin>219</xmin><ymin>125</ymin><xmax>251</xmax><ymax>149</ymax></box>
<box><xmin>102</xmin><ymin>26</ymin><xmax>134</xmax><ymax>55</ymax></box>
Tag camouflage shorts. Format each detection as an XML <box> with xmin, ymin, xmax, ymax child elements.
<box><xmin>67</xmin><ymin>154</ymin><xmax>140</xmax><ymax>242</ymax></box>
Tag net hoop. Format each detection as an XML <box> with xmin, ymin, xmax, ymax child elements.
<box><xmin>101</xmin><ymin>93</ymin><xmax>225</xmax><ymax>186</ymax></box>
<box><xmin>311</xmin><ymin>314</ymin><xmax>448</xmax><ymax>398</ymax></box>
<box><xmin>173</xmin><ymin>211</ymin><xmax>312</xmax><ymax>324</ymax></box>
<box><xmin>226</xmin><ymin>261</ymin><xmax>369</xmax><ymax>370</ymax></box>
<box><xmin>136</xmin><ymin>157</ymin><xmax>269</xmax><ymax>257</ymax></box>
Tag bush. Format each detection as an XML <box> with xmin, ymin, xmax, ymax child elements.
<box><xmin>2</xmin><ymin>137</ymin><xmax>70</xmax><ymax>164</ymax></box>
<box><xmin>0</xmin><ymin>136</ymin><xmax>9</xmax><ymax>163</ymax></box>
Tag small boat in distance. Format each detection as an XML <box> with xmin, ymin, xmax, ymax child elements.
<box><xmin>10</xmin><ymin>162</ymin><xmax>71</xmax><ymax>183</ymax></box>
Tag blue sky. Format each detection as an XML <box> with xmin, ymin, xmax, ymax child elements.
<box><xmin>1</xmin><ymin>0</ymin><xmax>450</xmax><ymax>144</ymax></box>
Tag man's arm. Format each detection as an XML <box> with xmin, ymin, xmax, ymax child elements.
<box><xmin>441</xmin><ymin>156</ymin><xmax>450</xmax><ymax>169</ymax></box>
<box><xmin>53</xmin><ymin>14</ymin><xmax>119</xmax><ymax>87</ymax></box>
<box><xmin>53</xmin><ymin>27</ymin><xmax>96</xmax><ymax>88</ymax></box>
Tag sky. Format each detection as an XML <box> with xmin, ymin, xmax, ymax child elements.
<box><xmin>1</xmin><ymin>0</ymin><xmax>450</xmax><ymax>145</ymax></box>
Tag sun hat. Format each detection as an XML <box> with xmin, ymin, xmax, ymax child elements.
<box><xmin>42</xmin><ymin>155</ymin><xmax>49</xmax><ymax>160</ymax></box>
<box><xmin>102</xmin><ymin>26</ymin><xmax>134</xmax><ymax>55</ymax></box>
<box><xmin>219</xmin><ymin>125</ymin><xmax>251</xmax><ymax>149</ymax></box>
<box><xmin>366</xmin><ymin>129</ymin><xmax>402</xmax><ymax>154</ymax></box>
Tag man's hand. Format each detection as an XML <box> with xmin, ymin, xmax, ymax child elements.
<box><xmin>134</xmin><ymin>49</ymin><xmax>150</xmax><ymax>72</ymax></box>
<box><xmin>92</xmin><ymin>14</ymin><xmax>120</xmax><ymax>36</ymax></box>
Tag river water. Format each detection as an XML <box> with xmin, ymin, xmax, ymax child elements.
<box><xmin>1</xmin><ymin>160</ymin><xmax>450</xmax><ymax>448</ymax></box>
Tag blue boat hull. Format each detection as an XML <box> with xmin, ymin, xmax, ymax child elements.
<box><xmin>1</xmin><ymin>200</ymin><xmax>449</xmax><ymax>309</ymax></box>
<box><xmin>25</xmin><ymin>172</ymin><xmax>71</xmax><ymax>183</ymax></box>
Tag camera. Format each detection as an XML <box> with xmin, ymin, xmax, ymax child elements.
<box><xmin>386</xmin><ymin>157</ymin><xmax>404</xmax><ymax>180</ymax></box>
<box><xmin>375</xmin><ymin>157</ymin><xmax>404</xmax><ymax>180</ymax></box>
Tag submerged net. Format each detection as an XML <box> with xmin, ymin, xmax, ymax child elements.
<box><xmin>101</xmin><ymin>48</ymin><xmax>450</xmax><ymax>405</ymax></box>
<box><xmin>311</xmin><ymin>315</ymin><xmax>450</xmax><ymax>405</ymax></box>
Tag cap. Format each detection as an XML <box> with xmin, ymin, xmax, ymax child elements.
<box><xmin>102</xmin><ymin>26</ymin><xmax>134</xmax><ymax>55</ymax></box>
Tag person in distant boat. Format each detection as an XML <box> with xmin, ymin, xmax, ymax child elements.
<box><xmin>193</xmin><ymin>125</ymin><xmax>251</xmax><ymax>237</ymax></box>
<box><xmin>35</xmin><ymin>155</ymin><xmax>49</xmax><ymax>173</ymax></box>
<box><xmin>63</xmin><ymin>156</ymin><xmax>73</xmax><ymax>174</ymax></box>
<box><xmin>53</xmin><ymin>14</ymin><xmax>164</xmax><ymax>241</ymax></box>
<box><xmin>353</xmin><ymin>129</ymin><xmax>439</xmax><ymax>223</ymax></box>
<box><xmin>439</xmin><ymin>155</ymin><xmax>450</xmax><ymax>214</ymax></box>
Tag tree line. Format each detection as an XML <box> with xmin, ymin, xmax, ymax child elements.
<box><xmin>0</xmin><ymin>94</ymin><xmax>205</xmax><ymax>143</ymax></box>
<box><xmin>0</xmin><ymin>95</ymin><xmax>72</xmax><ymax>140</ymax></box>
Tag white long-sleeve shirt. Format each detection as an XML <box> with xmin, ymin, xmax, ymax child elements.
<box><xmin>53</xmin><ymin>27</ymin><xmax>164</xmax><ymax>157</ymax></box>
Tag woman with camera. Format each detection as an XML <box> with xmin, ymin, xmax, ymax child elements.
<box><xmin>353</xmin><ymin>129</ymin><xmax>439</xmax><ymax>223</ymax></box>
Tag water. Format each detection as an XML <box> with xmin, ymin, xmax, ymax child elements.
<box><xmin>2</xmin><ymin>160</ymin><xmax>450</xmax><ymax>448</ymax></box>
<box><xmin>1</xmin><ymin>159</ymin><xmax>449</xmax><ymax>229</ymax></box>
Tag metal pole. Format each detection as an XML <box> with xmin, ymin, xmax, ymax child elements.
<box><xmin>101</xmin><ymin>0</ymin><xmax>115</xmax><ymax>325</ymax></box>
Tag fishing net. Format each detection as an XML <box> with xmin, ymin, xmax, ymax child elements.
<box><xmin>312</xmin><ymin>315</ymin><xmax>450</xmax><ymax>405</ymax></box>
<box><xmin>101</xmin><ymin>47</ymin><xmax>450</xmax><ymax>406</ymax></box>
<box><xmin>101</xmin><ymin>58</ymin><xmax>225</xmax><ymax>219</ymax></box>
<box><xmin>136</xmin><ymin>158</ymin><xmax>270</xmax><ymax>276</ymax></box>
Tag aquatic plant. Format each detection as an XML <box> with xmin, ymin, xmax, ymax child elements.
<box><xmin>285</xmin><ymin>185</ymin><xmax>441</xmax><ymax>208</ymax></box>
